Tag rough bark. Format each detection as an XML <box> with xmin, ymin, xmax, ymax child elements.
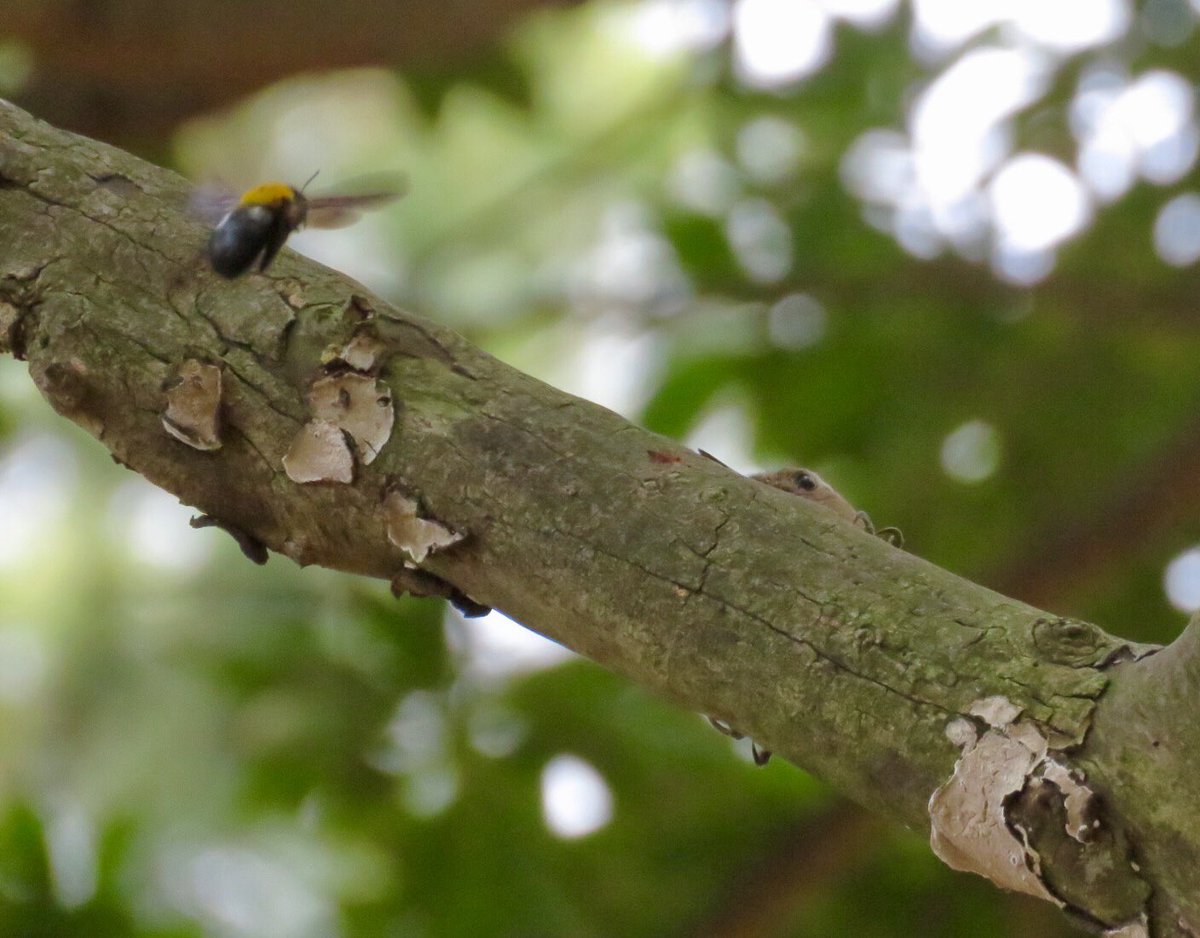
<box><xmin>0</xmin><ymin>99</ymin><xmax>1195</xmax><ymax>935</ymax></box>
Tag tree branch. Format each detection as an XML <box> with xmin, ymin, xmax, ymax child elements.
<box><xmin>0</xmin><ymin>99</ymin><xmax>1193</xmax><ymax>934</ymax></box>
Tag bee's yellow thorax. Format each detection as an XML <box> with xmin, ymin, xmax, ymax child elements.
<box><xmin>238</xmin><ymin>182</ymin><xmax>297</xmax><ymax>207</ymax></box>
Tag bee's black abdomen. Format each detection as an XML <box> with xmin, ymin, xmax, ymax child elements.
<box><xmin>207</xmin><ymin>205</ymin><xmax>278</xmax><ymax>278</ymax></box>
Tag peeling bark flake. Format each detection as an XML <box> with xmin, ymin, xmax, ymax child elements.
<box><xmin>967</xmin><ymin>695</ymin><xmax>1022</xmax><ymax>728</ymax></box>
<box><xmin>161</xmin><ymin>359</ymin><xmax>223</xmax><ymax>451</ymax></box>
<box><xmin>281</xmin><ymin>286</ymin><xmax>307</xmax><ymax>310</ymax></box>
<box><xmin>930</xmin><ymin>694</ymin><xmax>1112</xmax><ymax>909</ymax></box>
<box><xmin>323</xmin><ymin>329</ymin><xmax>388</xmax><ymax>372</ymax></box>
<box><xmin>928</xmin><ymin>716</ymin><xmax>1058</xmax><ymax>902</ymax></box>
<box><xmin>944</xmin><ymin>717</ymin><xmax>977</xmax><ymax>748</ymax></box>
<box><xmin>283</xmin><ymin>419</ymin><xmax>354</xmax><ymax>484</ymax></box>
<box><xmin>385</xmin><ymin>492</ymin><xmax>464</xmax><ymax>563</ymax></box>
<box><xmin>1041</xmin><ymin>758</ymin><xmax>1100</xmax><ymax>843</ymax></box>
<box><xmin>308</xmin><ymin>373</ymin><xmax>394</xmax><ymax>464</ymax></box>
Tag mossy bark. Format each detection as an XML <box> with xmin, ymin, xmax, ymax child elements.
<box><xmin>1</xmin><ymin>99</ymin><xmax>1194</xmax><ymax>934</ymax></box>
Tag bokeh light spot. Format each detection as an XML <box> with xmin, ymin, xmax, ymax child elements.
<box><xmin>667</xmin><ymin>149</ymin><xmax>742</xmax><ymax>216</ymax></box>
<box><xmin>109</xmin><ymin>479</ymin><xmax>215</xmax><ymax>573</ymax></box>
<box><xmin>0</xmin><ymin>626</ymin><xmax>47</xmax><ymax>704</ymax></box>
<box><xmin>940</xmin><ymin>420</ymin><xmax>1002</xmax><ymax>484</ymax></box>
<box><xmin>626</xmin><ymin>0</ymin><xmax>731</xmax><ymax>56</ymax></box>
<box><xmin>1012</xmin><ymin>0</ymin><xmax>1129</xmax><ymax>52</ymax></box>
<box><xmin>1154</xmin><ymin>193</ymin><xmax>1200</xmax><ymax>266</ymax></box>
<box><xmin>0</xmin><ymin>433</ymin><xmax>78</xmax><ymax>567</ymax></box>
<box><xmin>726</xmin><ymin>198</ymin><xmax>793</xmax><ymax>282</ymax></box>
<box><xmin>1076</xmin><ymin>69</ymin><xmax>1197</xmax><ymax>198</ymax></box>
<box><xmin>822</xmin><ymin>0</ymin><xmax>900</xmax><ymax>28</ymax></box>
<box><xmin>46</xmin><ymin>801</ymin><xmax>97</xmax><ymax>909</ymax></box>
<box><xmin>1165</xmin><ymin>547</ymin><xmax>1200</xmax><ymax>611</ymax></box>
<box><xmin>733</xmin><ymin>0</ymin><xmax>832</xmax><ymax>88</ymax></box>
<box><xmin>171</xmin><ymin>844</ymin><xmax>332</xmax><ymax>938</ymax></box>
<box><xmin>541</xmin><ymin>755</ymin><xmax>614</xmax><ymax>839</ymax></box>
<box><xmin>736</xmin><ymin>116</ymin><xmax>806</xmax><ymax>184</ymax></box>
<box><xmin>767</xmin><ymin>294</ymin><xmax>827</xmax><ymax>349</ymax></box>
<box><xmin>989</xmin><ymin>154</ymin><xmax>1090</xmax><ymax>253</ymax></box>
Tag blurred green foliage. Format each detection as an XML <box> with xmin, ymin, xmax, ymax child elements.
<box><xmin>3</xmin><ymin>0</ymin><xmax>1200</xmax><ymax>934</ymax></box>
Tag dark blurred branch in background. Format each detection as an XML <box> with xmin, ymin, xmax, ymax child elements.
<box><xmin>690</xmin><ymin>803</ymin><xmax>883</xmax><ymax>938</ymax></box>
<box><xmin>991</xmin><ymin>416</ymin><xmax>1200</xmax><ymax>612</ymax></box>
<box><xmin>5</xmin><ymin>0</ymin><xmax>583</xmax><ymax>148</ymax></box>
<box><xmin>692</xmin><ymin>799</ymin><xmax>1083</xmax><ymax>938</ymax></box>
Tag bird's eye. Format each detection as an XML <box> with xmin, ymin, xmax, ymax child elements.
<box><xmin>795</xmin><ymin>471</ymin><xmax>817</xmax><ymax>491</ymax></box>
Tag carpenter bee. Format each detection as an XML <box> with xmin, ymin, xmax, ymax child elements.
<box><xmin>193</xmin><ymin>173</ymin><xmax>405</xmax><ymax>278</ymax></box>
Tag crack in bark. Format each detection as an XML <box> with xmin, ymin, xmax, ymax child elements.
<box><xmin>694</xmin><ymin>509</ymin><xmax>732</xmax><ymax>596</ymax></box>
<box><xmin>13</xmin><ymin>183</ymin><xmax>185</xmax><ymax>268</ymax></box>
<box><xmin>378</xmin><ymin>312</ymin><xmax>479</xmax><ymax>379</ymax></box>
<box><xmin>534</xmin><ymin>512</ymin><xmax>955</xmax><ymax>721</ymax></box>
<box><xmin>720</xmin><ymin>590</ymin><xmax>957</xmax><ymax>719</ymax></box>
<box><xmin>192</xmin><ymin>305</ymin><xmax>270</xmax><ymax>358</ymax></box>
<box><xmin>216</xmin><ymin>357</ymin><xmax>306</xmax><ymax>426</ymax></box>
<box><xmin>224</xmin><ymin>423</ymin><xmax>277</xmax><ymax>475</ymax></box>
<box><xmin>73</xmin><ymin>319</ymin><xmax>172</xmax><ymax>371</ymax></box>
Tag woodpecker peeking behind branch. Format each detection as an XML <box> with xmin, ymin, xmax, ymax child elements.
<box><xmin>751</xmin><ymin>467</ymin><xmax>903</xmax><ymax>547</ymax></box>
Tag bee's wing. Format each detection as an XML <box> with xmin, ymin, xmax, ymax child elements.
<box><xmin>305</xmin><ymin>173</ymin><xmax>408</xmax><ymax>229</ymax></box>
<box><xmin>189</xmin><ymin>183</ymin><xmax>239</xmax><ymax>225</ymax></box>
<box><xmin>305</xmin><ymin>193</ymin><xmax>400</xmax><ymax>229</ymax></box>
